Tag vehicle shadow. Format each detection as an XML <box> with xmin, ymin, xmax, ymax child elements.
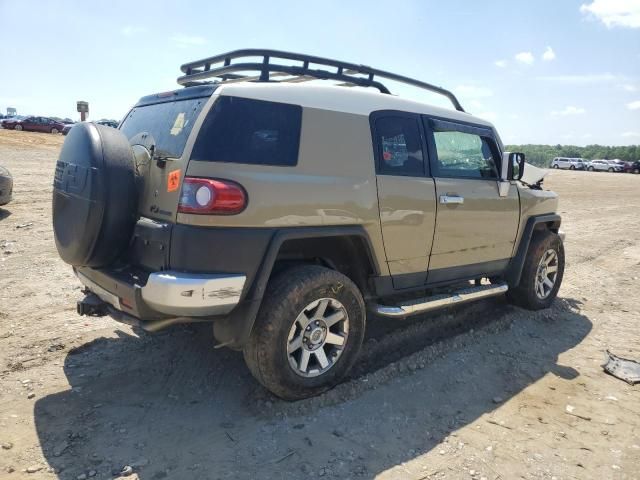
<box><xmin>34</xmin><ymin>297</ymin><xmax>591</xmax><ymax>479</ymax></box>
<box><xmin>0</xmin><ymin>207</ymin><xmax>11</xmax><ymax>221</ymax></box>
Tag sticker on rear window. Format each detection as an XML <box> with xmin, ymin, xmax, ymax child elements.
<box><xmin>170</xmin><ymin>112</ymin><xmax>186</xmax><ymax>136</ymax></box>
<box><xmin>167</xmin><ymin>169</ymin><xmax>181</xmax><ymax>192</ymax></box>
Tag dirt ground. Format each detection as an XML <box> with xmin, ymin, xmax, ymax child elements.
<box><xmin>0</xmin><ymin>128</ymin><xmax>638</xmax><ymax>480</ymax></box>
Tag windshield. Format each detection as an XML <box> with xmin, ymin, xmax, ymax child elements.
<box><xmin>119</xmin><ymin>97</ymin><xmax>207</xmax><ymax>158</ymax></box>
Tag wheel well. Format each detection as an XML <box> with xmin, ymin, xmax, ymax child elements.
<box><xmin>533</xmin><ymin>220</ymin><xmax>560</xmax><ymax>234</ymax></box>
<box><xmin>271</xmin><ymin>235</ymin><xmax>376</xmax><ymax>296</ymax></box>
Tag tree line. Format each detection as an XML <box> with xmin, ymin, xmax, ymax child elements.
<box><xmin>505</xmin><ymin>144</ymin><xmax>639</xmax><ymax>167</ymax></box>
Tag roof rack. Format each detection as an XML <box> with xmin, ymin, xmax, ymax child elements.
<box><xmin>177</xmin><ymin>49</ymin><xmax>465</xmax><ymax>112</ymax></box>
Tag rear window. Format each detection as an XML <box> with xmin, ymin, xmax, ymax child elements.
<box><xmin>190</xmin><ymin>96</ymin><xmax>302</xmax><ymax>166</ymax></box>
<box><xmin>119</xmin><ymin>98</ymin><xmax>207</xmax><ymax>158</ymax></box>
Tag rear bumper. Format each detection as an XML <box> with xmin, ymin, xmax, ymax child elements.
<box><xmin>75</xmin><ymin>267</ymin><xmax>246</xmax><ymax>321</ymax></box>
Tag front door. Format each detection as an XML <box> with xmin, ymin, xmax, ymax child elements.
<box><xmin>425</xmin><ymin>118</ymin><xmax>519</xmax><ymax>283</ymax></box>
<box><xmin>372</xmin><ymin>112</ymin><xmax>436</xmax><ymax>289</ymax></box>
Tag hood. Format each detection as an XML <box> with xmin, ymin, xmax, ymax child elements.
<box><xmin>521</xmin><ymin>162</ymin><xmax>549</xmax><ymax>186</ymax></box>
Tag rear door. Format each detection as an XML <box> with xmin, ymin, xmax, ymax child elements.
<box><xmin>425</xmin><ymin>117</ymin><xmax>519</xmax><ymax>283</ymax></box>
<box><xmin>118</xmin><ymin>89</ymin><xmax>212</xmax><ymax>222</ymax></box>
<box><xmin>372</xmin><ymin>111</ymin><xmax>437</xmax><ymax>289</ymax></box>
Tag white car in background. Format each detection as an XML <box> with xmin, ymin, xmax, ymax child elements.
<box><xmin>551</xmin><ymin>157</ymin><xmax>585</xmax><ymax>170</ymax></box>
<box><xmin>587</xmin><ymin>159</ymin><xmax>617</xmax><ymax>172</ymax></box>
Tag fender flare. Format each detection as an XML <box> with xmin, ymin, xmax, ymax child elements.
<box><xmin>505</xmin><ymin>214</ymin><xmax>561</xmax><ymax>287</ymax></box>
<box><xmin>213</xmin><ymin>226</ymin><xmax>379</xmax><ymax>349</ymax></box>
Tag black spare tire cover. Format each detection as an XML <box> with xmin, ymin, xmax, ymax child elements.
<box><xmin>53</xmin><ymin>123</ymin><xmax>137</xmax><ymax>267</ymax></box>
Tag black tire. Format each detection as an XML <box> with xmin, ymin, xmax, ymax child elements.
<box><xmin>552</xmin><ymin>164</ymin><xmax>559</xmax><ymax>169</ymax></box>
<box><xmin>14</xmin><ymin>124</ymin><xmax>22</xmax><ymax>131</ymax></box>
<box><xmin>51</xmin><ymin>127</ymin><xmax>59</xmax><ymax>134</ymax></box>
<box><xmin>507</xmin><ymin>230</ymin><xmax>564</xmax><ymax>310</ymax></box>
<box><xmin>569</xmin><ymin>165</ymin><xmax>575</xmax><ymax>170</ymax></box>
<box><xmin>52</xmin><ymin>122</ymin><xmax>137</xmax><ymax>267</ymax></box>
<box><xmin>243</xmin><ymin>265</ymin><xmax>365</xmax><ymax>401</ymax></box>
<box><xmin>588</xmin><ymin>166</ymin><xmax>594</xmax><ymax>171</ymax></box>
<box><xmin>608</xmin><ymin>167</ymin><xmax>614</xmax><ymax>172</ymax></box>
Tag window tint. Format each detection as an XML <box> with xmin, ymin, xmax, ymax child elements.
<box><xmin>375</xmin><ymin>116</ymin><xmax>424</xmax><ymax>176</ymax></box>
<box><xmin>433</xmin><ymin>130</ymin><xmax>498</xmax><ymax>179</ymax></box>
<box><xmin>191</xmin><ymin>96</ymin><xmax>302</xmax><ymax>166</ymax></box>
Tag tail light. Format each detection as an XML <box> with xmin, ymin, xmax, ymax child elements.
<box><xmin>178</xmin><ymin>177</ymin><xmax>247</xmax><ymax>215</ymax></box>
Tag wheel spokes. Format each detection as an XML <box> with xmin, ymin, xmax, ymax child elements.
<box><xmin>288</xmin><ymin>335</ymin><xmax>303</xmax><ymax>354</ymax></box>
<box><xmin>298</xmin><ymin>349</ymin><xmax>311</xmax><ymax>372</ymax></box>
<box><xmin>324</xmin><ymin>310</ymin><xmax>345</xmax><ymax>327</ymax></box>
<box><xmin>314</xmin><ymin>349</ymin><xmax>329</xmax><ymax>369</ymax></box>
<box><xmin>325</xmin><ymin>332</ymin><xmax>345</xmax><ymax>346</ymax></box>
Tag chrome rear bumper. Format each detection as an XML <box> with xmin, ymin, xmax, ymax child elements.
<box><xmin>76</xmin><ymin>269</ymin><xmax>245</xmax><ymax>318</ymax></box>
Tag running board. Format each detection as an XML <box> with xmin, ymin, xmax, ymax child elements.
<box><xmin>374</xmin><ymin>283</ymin><xmax>509</xmax><ymax>318</ymax></box>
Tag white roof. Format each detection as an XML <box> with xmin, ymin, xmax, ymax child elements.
<box><xmin>215</xmin><ymin>82</ymin><xmax>494</xmax><ymax>128</ymax></box>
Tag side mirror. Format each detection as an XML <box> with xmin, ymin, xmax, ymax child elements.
<box><xmin>508</xmin><ymin>152</ymin><xmax>525</xmax><ymax>180</ymax></box>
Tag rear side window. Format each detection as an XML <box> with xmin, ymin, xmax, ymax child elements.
<box><xmin>191</xmin><ymin>96</ymin><xmax>302</xmax><ymax>166</ymax></box>
<box><xmin>374</xmin><ymin>116</ymin><xmax>425</xmax><ymax>176</ymax></box>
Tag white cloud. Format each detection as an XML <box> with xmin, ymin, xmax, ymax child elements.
<box><xmin>622</xmin><ymin>84</ymin><xmax>638</xmax><ymax>91</ymax></box>
<box><xmin>580</xmin><ymin>0</ymin><xmax>640</xmax><ymax>28</ymax></box>
<box><xmin>542</xmin><ymin>46</ymin><xmax>556</xmax><ymax>61</ymax></box>
<box><xmin>476</xmin><ymin>111</ymin><xmax>498</xmax><ymax>121</ymax></box>
<box><xmin>515</xmin><ymin>51</ymin><xmax>534</xmax><ymax>65</ymax></box>
<box><xmin>170</xmin><ymin>35</ymin><xmax>207</xmax><ymax>47</ymax></box>
<box><xmin>621</xmin><ymin>131</ymin><xmax>640</xmax><ymax>137</ymax></box>
<box><xmin>551</xmin><ymin>106</ymin><xmax>587</xmax><ymax>116</ymax></box>
<box><xmin>455</xmin><ymin>85</ymin><xmax>493</xmax><ymax>98</ymax></box>
<box><xmin>537</xmin><ymin>73</ymin><xmax>622</xmax><ymax>84</ymax></box>
<box><xmin>627</xmin><ymin>100</ymin><xmax>640</xmax><ymax>109</ymax></box>
<box><xmin>121</xmin><ymin>25</ymin><xmax>147</xmax><ymax>36</ymax></box>
<box><xmin>494</xmin><ymin>59</ymin><xmax>507</xmax><ymax>68</ymax></box>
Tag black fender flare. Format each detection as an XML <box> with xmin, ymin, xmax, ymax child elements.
<box><xmin>213</xmin><ymin>226</ymin><xmax>379</xmax><ymax>349</ymax></box>
<box><xmin>505</xmin><ymin>214</ymin><xmax>562</xmax><ymax>287</ymax></box>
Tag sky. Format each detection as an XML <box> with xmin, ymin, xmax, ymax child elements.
<box><xmin>0</xmin><ymin>0</ymin><xmax>639</xmax><ymax>146</ymax></box>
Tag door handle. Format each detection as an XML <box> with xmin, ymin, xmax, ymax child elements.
<box><xmin>440</xmin><ymin>195</ymin><xmax>464</xmax><ymax>205</ymax></box>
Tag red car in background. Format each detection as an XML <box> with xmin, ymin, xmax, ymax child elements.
<box><xmin>622</xmin><ymin>160</ymin><xmax>640</xmax><ymax>174</ymax></box>
<box><xmin>2</xmin><ymin>116</ymin><xmax>65</xmax><ymax>134</ymax></box>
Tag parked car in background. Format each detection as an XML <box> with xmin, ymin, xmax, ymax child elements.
<box><xmin>623</xmin><ymin>160</ymin><xmax>640</xmax><ymax>174</ymax></box>
<box><xmin>608</xmin><ymin>160</ymin><xmax>626</xmax><ymax>172</ymax></box>
<box><xmin>587</xmin><ymin>159</ymin><xmax>613</xmax><ymax>172</ymax></box>
<box><xmin>63</xmin><ymin>120</ymin><xmax>118</xmax><ymax>135</ymax></box>
<box><xmin>0</xmin><ymin>165</ymin><xmax>13</xmax><ymax>206</ymax></box>
<box><xmin>2</xmin><ymin>116</ymin><xmax>65</xmax><ymax>134</ymax></box>
<box><xmin>0</xmin><ymin>115</ymin><xmax>25</xmax><ymax>127</ymax></box>
<box><xmin>551</xmin><ymin>157</ymin><xmax>585</xmax><ymax>170</ymax></box>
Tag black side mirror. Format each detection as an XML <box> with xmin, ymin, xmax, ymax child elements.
<box><xmin>509</xmin><ymin>152</ymin><xmax>526</xmax><ymax>180</ymax></box>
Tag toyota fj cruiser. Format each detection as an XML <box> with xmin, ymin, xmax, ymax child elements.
<box><xmin>52</xmin><ymin>49</ymin><xmax>565</xmax><ymax>400</ymax></box>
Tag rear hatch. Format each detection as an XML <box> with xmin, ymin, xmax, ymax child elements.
<box><xmin>117</xmin><ymin>85</ymin><xmax>215</xmax><ymax>271</ymax></box>
<box><xmin>118</xmin><ymin>85</ymin><xmax>215</xmax><ymax>223</ymax></box>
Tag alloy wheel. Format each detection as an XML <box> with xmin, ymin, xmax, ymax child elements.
<box><xmin>287</xmin><ymin>298</ymin><xmax>349</xmax><ymax>378</ymax></box>
<box><xmin>534</xmin><ymin>249</ymin><xmax>559</xmax><ymax>299</ymax></box>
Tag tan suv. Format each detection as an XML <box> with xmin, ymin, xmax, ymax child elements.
<box><xmin>52</xmin><ymin>49</ymin><xmax>565</xmax><ymax>400</ymax></box>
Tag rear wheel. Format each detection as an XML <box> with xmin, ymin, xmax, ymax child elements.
<box><xmin>588</xmin><ymin>166</ymin><xmax>594</xmax><ymax>171</ymax></box>
<box><xmin>14</xmin><ymin>124</ymin><xmax>22</xmax><ymax>131</ymax></box>
<box><xmin>552</xmin><ymin>164</ymin><xmax>559</xmax><ymax>169</ymax></box>
<box><xmin>569</xmin><ymin>165</ymin><xmax>575</xmax><ymax>170</ymax></box>
<box><xmin>507</xmin><ymin>230</ymin><xmax>564</xmax><ymax>310</ymax></box>
<box><xmin>634</xmin><ymin>168</ymin><xmax>640</xmax><ymax>174</ymax></box>
<box><xmin>243</xmin><ymin>265</ymin><xmax>365</xmax><ymax>400</ymax></box>
<box><xmin>608</xmin><ymin>167</ymin><xmax>614</xmax><ymax>172</ymax></box>
<box><xmin>51</xmin><ymin>127</ymin><xmax>59</xmax><ymax>134</ymax></box>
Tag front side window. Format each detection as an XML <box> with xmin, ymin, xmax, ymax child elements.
<box><xmin>375</xmin><ymin>116</ymin><xmax>424</xmax><ymax>176</ymax></box>
<box><xmin>433</xmin><ymin>130</ymin><xmax>498</xmax><ymax>179</ymax></box>
<box><xmin>191</xmin><ymin>96</ymin><xmax>302</xmax><ymax>166</ymax></box>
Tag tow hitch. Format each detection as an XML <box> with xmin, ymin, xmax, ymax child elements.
<box><xmin>77</xmin><ymin>292</ymin><xmax>108</xmax><ymax>317</ymax></box>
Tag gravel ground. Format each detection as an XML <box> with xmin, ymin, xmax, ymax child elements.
<box><xmin>0</xmin><ymin>129</ymin><xmax>639</xmax><ymax>479</ymax></box>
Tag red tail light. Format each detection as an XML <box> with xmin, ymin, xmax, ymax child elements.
<box><xmin>178</xmin><ymin>177</ymin><xmax>247</xmax><ymax>215</ymax></box>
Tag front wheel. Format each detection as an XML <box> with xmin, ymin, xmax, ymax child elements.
<box><xmin>14</xmin><ymin>124</ymin><xmax>23</xmax><ymax>131</ymax></box>
<box><xmin>588</xmin><ymin>166</ymin><xmax>594</xmax><ymax>171</ymax></box>
<box><xmin>507</xmin><ymin>230</ymin><xmax>564</xmax><ymax>310</ymax></box>
<box><xmin>243</xmin><ymin>265</ymin><xmax>365</xmax><ymax>400</ymax></box>
<box><xmin>608</xmin><ymin>168</ymin><xmax>614</xmax><ymax>172</ymax></box>
<box><xmin>51</xmin><ymin>127</ymin><xmax>59</xmax><ymax>134</ymax></box>
<box><xmin>569</xmin><ymin>165</ymin><xmax>575</xmax><ymax>170</ymax></box>
<box><xmin>552</xmin><ymin>164</ymin><xmax>559</xmax><ymax>169</ymax></box>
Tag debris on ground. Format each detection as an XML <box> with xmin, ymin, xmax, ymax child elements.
<box><xmin>602</xmin><ymin>350</ymin><xmax>640</xmax><ymax>385</ymax></box>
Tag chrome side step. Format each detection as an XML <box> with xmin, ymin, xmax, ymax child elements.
<box><xmin>375</xmin><ymin>282</ymin><xmax>509</xmax><ymax>318</ymax></box>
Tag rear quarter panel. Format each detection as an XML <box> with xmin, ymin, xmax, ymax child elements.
<box><xmin>180</xmin><ymin>103</ymin><xmax>389</xmax><ymax>274</ymax></box>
